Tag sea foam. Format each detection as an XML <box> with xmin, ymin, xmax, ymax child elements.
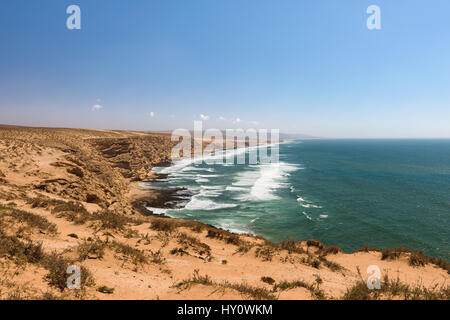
<box><xmin>233</xmin><ymin>162</ymin><xmax>299</xmax><ymax>201</ymax></box>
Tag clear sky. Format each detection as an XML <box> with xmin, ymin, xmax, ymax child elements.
<box><xmin>1</xmin><ymin>0</ymin><xmax>449</xmax><ymax>138</ymax></box>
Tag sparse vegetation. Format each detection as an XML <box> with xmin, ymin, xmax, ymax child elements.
<box><xmin>279</xmin><ymin>238</ymin><xmax>305</xmax><ymax>254</ymax></box>
<box><xmin>274</xmin><ymin>278</ymin><xmax>326</xmax><ymax>299</ymax></box>
<box><xmin>356</xmin><ymin>243</ymin><xmax>380</xmax><ymax>253</ymax></box>
<box><xmin>93</xmin><ymin>211</ymin><xmax>130</xmax><ymax>231</ymax></box>
<box><xmin>97</xmin><ymin>286</ymin><xmax>115</xmax><ymax>294</ymax></box>
<box><xmin>0</xmin><ymin>235</ymin><xmax>44</xmax><ymax>265</ymax></box>
<box><xmin>255</xmin><ymin>246</ymin><xmax>275</xmax><ymax>262</ymax></box>
<box><xmin>170</xmin><ymin>248</ymin><xmax>189</xmax><ymax>256</ymax></box>
<box><xmin>42</xmin><ymin>252</ymin><xmax>95</xmax><ymax>291</ymax></box>
<box><xmin>306</xmin><ymin>239</ymin><xmax>324</xmax><ymax>249</ymax></box>
<box><xmin>52</xmin><ymin>201</ymin><xmax>91</xmax><ymax>225</ymax></box>
<box><xmin>109</xmin><ymin>240</ymin><xmax>148</xmax><ymax>265</ymax></box>
<box><xmin>261</xmin><ymin>276</ymin><xmax>275</xmax><ymax>285</ymax></box>
<box><xmin>206</xmin><ymin>229</ymin><xmax>242</xmax><ymax>246</ymax></box>
<box><xmin>27</xmin><ymin>197</ymin><xmax>66</xmax><ymax>209</ymax></box>
<box><xmin>150</xmin><ymin>219</ymin><xmax>176</xmax><ymax>232</ymax></box>
<box><xmin>174</xmin><ymin>270</ymin><xmax>276</xmax><ymax>300</ymax></box>
<box><xmin>318</xmin><ymin>256</ymin><xmax>344</xmax><ymax>272</ymax></box>
<box><xmin>318</xmin><ymin>245</ymin><xmax>343</xmax><ymax>256</ymax></box>
<box><xmin>148</xmin><ymin>249</ymin><xmax>166</xmax><ymax>264</ymax></box>
<box><xmin>235</xmin><ymin>241</ymin><xmax>254</xmax><ymax>254</ymax></box>
<box><xmin>0</xmin><ymin>205</ymin><xmax>57</xmax><ymax>234</ymax></box>
<box><xmin>177</xmin><ymin>232</ymin><xmax>211</xmax><ymax>257</ymax></box>
<box><xmin>377</xmin><ymin>247</ymin><xmax>450</xmax><ymax>274</ymax></box>
<box><xmin>343</xmin><ymin>272</ymin><xmax>450</xmax><ymax>300</ymax></box>
<box><xmin>77</xmin><ymin>239</ymin><xmax>106</xmax><ymax>261</ymax></box>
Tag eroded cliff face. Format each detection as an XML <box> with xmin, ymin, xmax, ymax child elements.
<box><xmin>88</xmin><ymin>134</ymin><xmax>175</xmax><ymax>181</ymax></box>
<box><xmin>0</xmin><ymin>127</ymin><xmax>175</xmax><ymax>215</ymax></box>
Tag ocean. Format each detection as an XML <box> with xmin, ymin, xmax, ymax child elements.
<box><xmin>146</xmin><ymin>139</ymin><xmax>450</xmax><ymax>260</ymax></box>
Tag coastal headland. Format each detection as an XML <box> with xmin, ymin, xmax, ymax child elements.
<box><xmin>0</xmin><ymin>125</ymin><xmax>448</xmax><ymax>300</ymax></box>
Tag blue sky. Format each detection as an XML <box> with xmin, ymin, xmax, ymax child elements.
<box><xmin>0</xmin><ymin>0</ymin><xmax>449</xmax><ymax>138</ymax></box>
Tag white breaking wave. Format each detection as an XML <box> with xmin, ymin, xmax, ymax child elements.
<box><xmin>184</xmin><ymin>197</ymin><xmax>237</xmax><ymax>211</ymax></box>
<box><xmin>319</xmin><ymin>215</ymin><xmax>328</xmax><ymax>219</ymax></box>
<box><xmin>153</xmin><ymin>143</ymin><xmax>266</xmax><ymax>174</ymax></box>
<box><xmin>181</xmin><ymin>167</ymin><xmax>215</xmax><ymax>172</ymax></box>
<box><xmin>226</xmin><ymin>186</ymin><xmax>247</xmax><ymax>192</ymax></box>
<box><xmin>299</xmin><ymin>203</ymin><xmax>323</xmax><ymax>209</ymax></box>
<box><xmin>199</xmin><ymin>185</ymin><xmax>225</xmax><ymax>197</ymax></box>
<box><xmin>196</xmin><ymin>174</ymin><xmax>223</xmax><ymax>178</ymax></box>
<box><xmin>234</xmin><ymin>162</ymin><xmax>299</xmax><ymax>201</ymax></box>
<box><xmin>145</xmin><ymin>207</ymin><xmax>168</xmax><ymax>215</ymax></box>
<box><xmin>216</xmin><ymin>219</ymin><xmax>254</xmax><ymax>235</ymax></box>
<box><xmin>302</xmin><ymin>211</ymin><xmax>313</xmax><ymax>221</ymax></box>
<box><xmin>297</xmin><ymin>196</ymin><xmax>322</xmax><ymax>208</ymax></box>
<box><xmin>232</xmin><ymin>170</ymin><xmax>261</xmax><ymax>187</ymax></box>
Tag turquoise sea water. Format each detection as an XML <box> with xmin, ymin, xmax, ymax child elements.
<box><xmin>147</xmin><ymin>139</ymin><xmax>450</xmax><ymax>260</ymax></box>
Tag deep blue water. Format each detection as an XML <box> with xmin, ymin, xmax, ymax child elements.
<box><xmin>147</xmin><ymin>139</ymin><xmax>450</xmax><ymax>260</ymax></box>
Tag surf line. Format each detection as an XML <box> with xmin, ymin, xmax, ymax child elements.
<box><xmin>153</xmin><ymin>139</ymin><xmax>281</xmax><ymax>175</ymax></box>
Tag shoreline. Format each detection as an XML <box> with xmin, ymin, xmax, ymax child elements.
<box><xmin>0</xmin><ymin>126</ymin><xmax>448</xmax><ymax>300</ymax></box>
<box><xmin>129</xmin><ymin>164</ymin><xmax>449</xmax><ymax>267</ymax></box>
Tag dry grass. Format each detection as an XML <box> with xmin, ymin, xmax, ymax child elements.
<box><xmin>174</xmin><ymin>270</ymin><xmax>277</xmax><ymax>300</ymax></box>
<box><xmin>379</xmin><ymin>247</ymin><xmax>450</xmax><ymax>274</ymax></box>
<box><xmin>0</xmin><ymin>230</ymin><xmax>95</xmax><ymax>292</ymax></box>
<box><xmin>318</xmin><ymin>245</ymin><xmax>343</xmax><ymax>256</ymax></box>
<box><xmin>306</xmin><ymin>239</ymin><xmax>324</xmax><ymax>249</ymax></box>
<box><xmin>343</xmin><ymin>271</ymin><xmax>450</xmax><ymax>300</ymax></box>
<box><xmin>0</xmin><ymin>205</ymin><xmax>57</xmax><ymax>234</ymax></box>
<box><xmin>255</xmin><ymin>246</ymin><xmax>275</xmax><ymax>262</ymax></box>
<box><xmin>206</xmin><ymin>229</ymin><xmax>241</xmax><ymax>246</ymax></box>
<box><xmin>92</xmin><ymin>211</ymin><xmax>131</xmax><ymax>231</ymax></box>
<box><xmin>177</xmin><ymin>232</ymin><xmax>211</xmax><ymax>257</ymax></box>
<box><xmin>235</xmin><ymin>241</ymin><xmax>254</xmax><ymax>254</ymax></box>
<box><xmin>148</xmin><ymin>249</ymin><xmax>166</xmax><ymax>264</ymax></box>
<box><xmin>109</xmin><ymin>240</ymin><xmax>148</xmax><ymax>265</ymax></box>
<box><xmin>97</xmin><ymin>285</ymin><xmax>114</xmax><ymax>294</ymax></box>
<box><xmin>279</xmin><ymin>238</ymin><xmax>305</xmax><ymax>255</ymax></box>
<box><xmin>356</xmin><ymin>243</ymin><xmax>381</xmax><ymax>253</ymax></box>
<box><xmin>42</xmin><ymin>252</ymin><xmax>95</xmax><ymax>291</ymax></box>
<box><xmin>77</xmin><ymin>239</ymin><xmax>106</xmax><ymax>261</ymax></box>
<box><xmin>318</xmin><ymin>256</ymin><xmax>345</xmax><ymax>272</ymax></box>
<box><xmin>150</xmin><ymin>219</ymin><xmax>176</xmax><ymax>232</ymax></box>
<box><xmin>27</xmin><ymin>197</ymin><xmax>67</xmax><ymax>209</ymax></box>
<box><xmin>51</xmin><ymin>201</ymin><xmax>91</xmax><ymax>225</ymax></box>
<box><xmin>0</xmin><ymin>235</ymin><xmax>45</xmax><ymax>265</ymax></box>
<box><xmin>261</xmin><ymin>276</ymin><xmax>275</xmax><ymax>285</ymax></box>
<box><xmin>274</xmin><ymin>277</ymin><xmax>326</xmax><ymax>300</ymax></box>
